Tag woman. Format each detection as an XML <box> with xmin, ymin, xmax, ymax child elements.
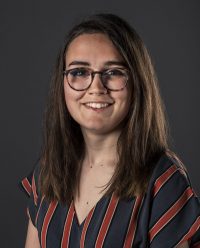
<box><xmin>21</xmin><ymin>14</ymin><xmax>200</xmax><ymax>247</ymax></box>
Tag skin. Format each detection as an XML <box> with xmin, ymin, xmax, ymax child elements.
<box><xmin>64</xmin><ymin>33</ymin><xmax>130</xmax><ymax>137</ymax></box>
<box><xmin>24</xmin><ymin>33</ymin><xmax>189</xmax><ymax>247</ymax></box>
<box><xmin>64</xmin><ymin>33</ymin><xmax>131</xmax><ymax>224</ymax></box>
<box><xmin>25</xmin><ymin>220</ymin><xmax>40</xmax><ymax>248</ymax></box>
<box><xmin>64</xmin><ymin>33</ymin><xmax>131</xmax><ymax>163</ymax></box>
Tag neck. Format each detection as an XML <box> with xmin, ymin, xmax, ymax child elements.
<box><xmin>81</xmin><ymin>129</ymin><xmax>120</xmax><ymax>168</ymax></box>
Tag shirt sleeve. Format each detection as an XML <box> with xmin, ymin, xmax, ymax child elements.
<box><xmin>20</xmin><ymin>164</ymin><xmax>40</xmax><ymax>227</ymax></box>
<box><xmin>148</xmin><ymin>156</ymin><xmax>200</xmax><ymax>247</ymax></box>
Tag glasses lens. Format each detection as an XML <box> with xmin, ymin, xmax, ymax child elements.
<box><xmin>102</xmin><ymin>69</ymin><xmax>128</xmax><ymax>90</ymax></box>
<box><xmin>66</xmin><ymin>68</ymin><xmax>128</xmax><ymax>91</ymax></box>
<box><xmin>67</xmin><ymin>68</ymin><xmax>91</xmax><ymax>90</ymax></box>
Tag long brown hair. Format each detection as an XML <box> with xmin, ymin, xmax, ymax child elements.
<box><xmin>39</xmin><ymin>13</ymin><xmax>175</xmax><ymax>205</ymax></box>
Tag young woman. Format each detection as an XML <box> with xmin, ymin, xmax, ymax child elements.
<box><xmin>21</xmin><ymin>14</ymin><xmax>200</xmax><ymax>247</ymax></box>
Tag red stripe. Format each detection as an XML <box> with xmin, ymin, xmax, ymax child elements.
<box><xmin>80</xmin><ymin>206</ymin><xmax>96</xmax><ymax>248</ymax></box>
<box><xmin>123</xmin><ymin>196</ymin><xmax>143</xmax><ymax>248</ymax></box>
<box><xmin>41</xmin><ymin>201</ymin><xmax>58</xmax><ymax>248</ymax></box>
<box><xmin>21</xmin><ymin>178</ymin><xmax>32</xmax><ymax>195</ymax></box>
<box><xmin>177</xmin><ymin>216</ymin><xmax>200</xmax><ymax>245</ymax></box>
<box><xmin>95</xmin><ymin>193</ymin><xmax>119</xmax><ymax>248</ymax></box>
<box><xmin>153</xmin><ymin>165</ymin><xmax>177</xmax><ymax>197</ymax></box>
<box><xmin>32</xmin><ymin>172</ymin><xmax>38</xmax><ymax>206</ymax></box>
<box><xmin>61</xmin><ymin>202</ymin><xmax>75</xmax><ymax>248</ymax></box>
<box><xmin>149</xmin><ymin>187</ymin><xmax>194</xmax><ymax>242</ymax></box>
<box><xmin>35</xmin><ymin>196</ymin><xmax>45</xmax><ymax>226</ymax></box>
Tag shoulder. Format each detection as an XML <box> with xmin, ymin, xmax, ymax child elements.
<box><xmin>20</xmin><ymin>162</ymin><xmax>41</xmax><ymax>200</ymax></box>
<box><xmin>146</xmin><ymin>152</ymin><xmax>200</xmax><ymax>247</ymax></box>
<box><xmin>20</xmin><ymin>163</ymin><xmax>42</xmax><ymax>227</ymax></box>
<box><xmin>148</xmin><ymin>152</ymin><xmax>194</xmax><ymax>194</ymax></box>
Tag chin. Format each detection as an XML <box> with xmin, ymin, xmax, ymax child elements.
<box><xmin>82</xmin><ymin>125</ymin><xmax>108</xmax><ymax>134</ymax></box>
<box><xmin>80</xmin><ymin>122</ymin><xmax>122</xmax><ymax>135</ymax></box>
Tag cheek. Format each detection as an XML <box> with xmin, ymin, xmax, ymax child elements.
<box><xmin>114</xmin><ymin>89</ymin><xmax>130</xmax><ymax>110</ymax></box>
<box><xmin>64</xmin><ymin>82</ymin><xmax>84</xmax><ymax>111</ymax></box>
<box><xmin>123</xmin><ymin>88</ymin><xmax>131</xmax><ymax>108</ymax></box>
<box><xmin>116</xmin><ymin>90</ymin><xmax>130</xmax><ymax>121</ymax></box>
<box><xmin>64</xmin><ymin>89</ymin><xmax>73</xmax><ymax>109</ymax></box>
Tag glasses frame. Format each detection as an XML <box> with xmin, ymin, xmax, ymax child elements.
<box><xmin>63</xmin><ymin>67</ymin><xmax>129</xmax><ymax>91</ymax></box>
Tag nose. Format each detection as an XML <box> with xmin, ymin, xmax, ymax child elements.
<box><xmin>88</xmin><ymin>73</ymin><xmax>108</xmax><ymax>95</ymax></box>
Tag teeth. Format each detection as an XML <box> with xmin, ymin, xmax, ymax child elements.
<box><xmin>85</xmin><ymin>102</ymin><xmax>110</xmax><ymax>109</ymax></box>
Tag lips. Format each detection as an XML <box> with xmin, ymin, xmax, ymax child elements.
<box><xmin>83</xmin><ymin>102</ymin><xmax>113</xmax><ymax>109</ymax></box>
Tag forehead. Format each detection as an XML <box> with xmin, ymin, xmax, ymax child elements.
<box><xmin>65</xmin><ymin>33</ymin><xmax>124</xmax><ymax>67</ymax></box>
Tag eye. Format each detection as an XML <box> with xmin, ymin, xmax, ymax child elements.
<box><xmin>69</xmin><ymin>68</ymin><xmax>90</xmax><ymax>77</ymax></box>
<box><xmin>105</xmin><ymin>68</ymin><xmax>125</xmax><ymax>77</ymax></box>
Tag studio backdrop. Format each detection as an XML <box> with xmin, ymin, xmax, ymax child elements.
<box><xmin>0</xmin><ymin>0</ymin><xmax>199</xmax><ymax>247</ymax></box>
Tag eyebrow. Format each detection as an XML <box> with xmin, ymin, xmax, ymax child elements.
<box><xmin>68</xmin><ymin>60</ymin><xmax>127</xmax><ymax>67</ymax></box>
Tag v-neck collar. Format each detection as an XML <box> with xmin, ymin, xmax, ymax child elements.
<box><xmin>71</xmin><ymin>193</ymin><xmax>112</xmax><ymax>228</ymax></box>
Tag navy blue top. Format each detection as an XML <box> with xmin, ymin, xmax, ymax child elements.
<box><xmin>21</xmin><ymin>154</ymin><xmax>200</xmax><ymax>247</ymax></box>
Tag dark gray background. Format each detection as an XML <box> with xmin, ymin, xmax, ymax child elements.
<box><xmin>1</xmin><ymin>0</ymin><xmax>199</xmax><ymax>247</ymax></box>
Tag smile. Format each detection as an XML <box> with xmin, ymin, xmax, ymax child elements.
<box><xmin>83</xmin><ymin>102</ymin><xmax>112</xmax><ymax>109</ymax></box>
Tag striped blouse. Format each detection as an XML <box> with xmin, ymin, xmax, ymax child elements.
<box><xmin>20</xmin><ymin>154</ymin><xmax>200</xmax><ymax>247</ymax></box>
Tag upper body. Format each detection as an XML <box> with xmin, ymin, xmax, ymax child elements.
<box><xmin>21</xmin><ymin>14</ymin><xmax>200</xmax><ymax>247</ymax></box>
<box><xmin>22</xmin><ymin>153</ymin><xmax>200</xmax><ymax>247</ymax></box>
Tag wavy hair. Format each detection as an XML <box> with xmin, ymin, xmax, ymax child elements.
<box><xmin>39</xmin><ymin>13</ymin><xmax>175</xmax><ymax>205</ymax></box>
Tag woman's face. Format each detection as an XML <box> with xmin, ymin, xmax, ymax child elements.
<box><xmin>64</xmin><ymin>33</ymin><xmax>130</xmax><ymax>135</ymax></box>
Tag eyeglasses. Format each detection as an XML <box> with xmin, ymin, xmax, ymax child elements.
<box><xmin>63</xmin><ymin>67</ymin><xmax>129</xmax><ymax>91</ymax></box>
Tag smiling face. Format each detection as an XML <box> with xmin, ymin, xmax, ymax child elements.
<box><xmin>64</xmin><ymin>33</ymin><xmax>130</xmax><ymax>135</ymax></box>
